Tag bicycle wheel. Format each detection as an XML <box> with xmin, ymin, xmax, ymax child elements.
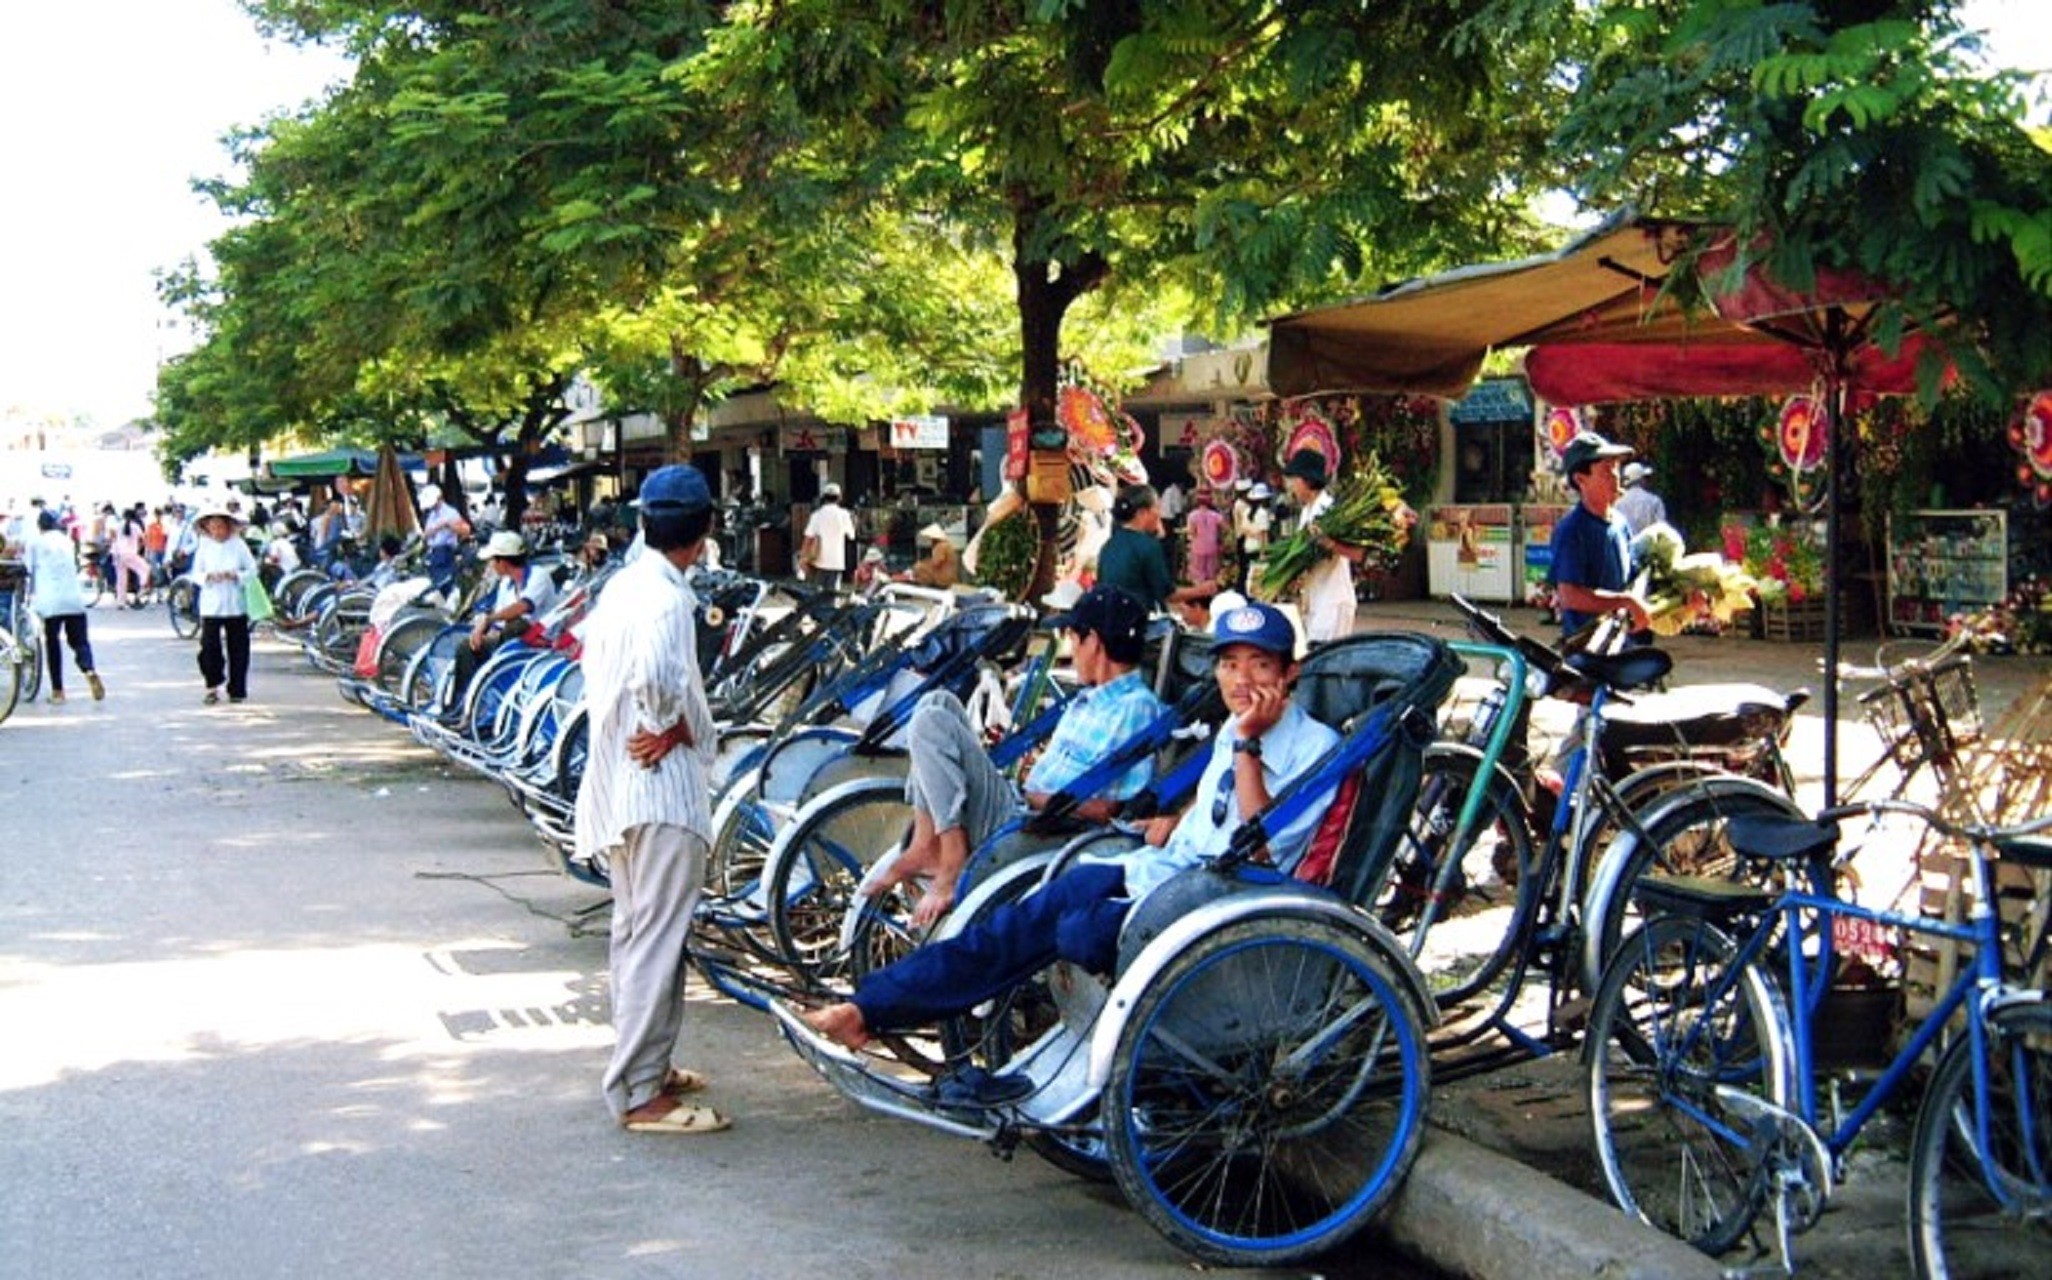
<box><xmin>167</xmin><ymin>579</ymin><xmax>201</xmax><ymax>639</ymax></box>
<box><xmin>1580</xmin><ymin>780</ymin><xmax>1812</xmax><ymax>994</ymax></box>
<box><xmin>0</xmin><ymin>628</ymin><xmax>21</xmax><ymax>725</ymax></box>
<box><xmin>1103</xmin><ymin>916</ymin><xmax>1430</xmax><ymax>1266</ymax></box>
<box><xmin>1586</xmin><ymin>914</ymin><xmax>1787</xmax><ymax>1256</ymax></box>
<box><xmin>1388</xmin><ymin>746</ymin><xmax>1534</xmax><ymax>1007</ymax></box>
<box><xmin>764</xmin><ymin>784</ymin><xmax>912</xmax><ymax>986</ymax></box>
<box><xmin>16</xmin><ymin>623</ymin><xmax>42</xmax><ymax>703</ymax></box>
<box><xmin>1909</xmin><ymin>999</ymin><xmax>2052</xmax><ymax>1279</ymax></box>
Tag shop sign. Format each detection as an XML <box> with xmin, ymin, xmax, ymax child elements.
<box><xmin>1158</xmin><ymin>413</ymin><xmax>1207</xmax><ymax>449</ymax></box>
<box><xmin>1005</xmin><ymin>408</ymin><xmax>1029</xmax><ymax>481</ymax></box>
<box><xmin>1450</xmin><ymin>377</ymin><xmax>1534</xmax><ymax>426</ymax></box>
<box><xmin>779</xmin><ymin>424</ymin><xmax>836</xmax><ymax>453</ymax></box>
<box><xmin>888</xmin><ymin>414</ymin><xmax>949</xmax><ymax>450</ymax></box>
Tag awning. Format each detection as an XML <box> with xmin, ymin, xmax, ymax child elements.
<box><xmin>266</xmin><ymin>449</ymin><xmax>381</xmax><ymax>479</ymax></box>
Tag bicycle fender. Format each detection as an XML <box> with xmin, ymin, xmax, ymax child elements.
<box><xmin>1085</xmin><ymin>891</ymin><xmax>1437</xmax><ymax>1091</ymax></box>
<box><xmin>1578</xmin><ymin>774</ymin><xmax>1804</xmax><ymax>992</ymax></box>
<box><xmin>759</xmin><ymin>773</ymin><xmax>910</xmax><ymax>939</ymax></box>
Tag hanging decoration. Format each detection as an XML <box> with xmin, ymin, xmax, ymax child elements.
<box><xmin>1759</xmin><ymin>393</ymin><xmax>1830</xmax><ymax>512</ymax></box>
<box><xmin>2009</xmin><ymin>390</ymin><xmax>2052</xmax><ymax>508</ymax></box>
<box><xmin>1200</xmin><ymin>438</ymin><xmax>1239</xmax><ymax>491</ymax></box>
<box><xmin>1277</xmin><ymin>399</ymin><xmax>1343</xmax><ymax>475</ymax></box>
<box><xmin>1544</xmin><ymin>406</ymin><xmax>1583</xmax><ymax>458</ymax></box>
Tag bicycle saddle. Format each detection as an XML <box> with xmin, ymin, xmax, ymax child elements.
<box><xmin>1563</xmin><ymin>646</ymin><xmax>1672</xmax><ymax>693</ymax></box>
<box><xmin>1726</xmin><ymin>814</ymin><xmax>1838</xmax><ymax>863</ymax></box>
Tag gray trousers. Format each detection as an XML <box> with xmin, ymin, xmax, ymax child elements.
<box><xmin>904</xmin><ymin>690</ymin><xmax>1020</xmax><ymax>845</ymax></box>
<box><xmin>603</xmin><ymin>823</ymin><xmax>710</xmax><ymax>1119</ymax></box>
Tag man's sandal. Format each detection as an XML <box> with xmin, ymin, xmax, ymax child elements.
<box><xmin>622</xmin><ymin>1100</ymin><xmax>730</xmax><ymax>1135</ymax></box>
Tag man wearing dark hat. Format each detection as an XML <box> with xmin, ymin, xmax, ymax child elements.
<box><xmin>1548</xmin><ymin>431</ymin><xmax>1651</xmax><ymax>638</ymax></box>
<box><xmin>573</xmin><ymin>464</ymin><xmax>731</xmax><ymax>1135</ymax></box>
<box><xmin>865</xmin><ymin>584</ymin><xmax>1166</xmax><ymax>928</ymax></box>
<box><xmin>805</xmin><ymin>600</ymin><xmax>1338</xmax><ymax>1052</ymax></box>
<box><xmin>1280</xmin><ymin>448</ymin><xmax>1362</xmax><ymax>644</ymax></box>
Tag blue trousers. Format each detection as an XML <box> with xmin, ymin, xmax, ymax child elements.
<box><xmin>853</xmin><ymin>864</ymin><xmax>1129</xmax><ymax>1034</ymax></box>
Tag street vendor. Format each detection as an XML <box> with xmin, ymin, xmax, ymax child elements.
<box><xmin>1547</xmin><ymin>431</ymin><xmax>1652</xmax><ymax>639</ymax></box>
<box><xmin>1279</xmin><ymin>449</ymin><xmax>1363</xmax><ymax>645</ymax></box>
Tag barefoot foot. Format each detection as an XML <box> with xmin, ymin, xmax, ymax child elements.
<box><xmin>802</xmin><ymin>1002</ymin><xmax>872</xmax><ymax>1050</ymax></box>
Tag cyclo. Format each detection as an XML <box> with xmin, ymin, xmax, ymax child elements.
<box><xmin>774</xmin><ymin>629</ymin><xmax>1463</xmax><ymax>1266</ymax></box>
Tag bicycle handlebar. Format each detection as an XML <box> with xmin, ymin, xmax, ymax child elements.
<box><xmin>1827</xmin><ymin>628</ymin><xmax>1971</xmax><ymax>682</ymax></box>
<box><xmin>1816</xmin><ymin>797</ymin><xmax>2052</xmax><ymax>846</ymax></box>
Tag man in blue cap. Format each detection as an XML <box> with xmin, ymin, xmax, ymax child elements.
<box><xmin>574</xmin><ymin>464</ymin><xmax>732</xmax><ymax>1135</ymax></box>
<box><xmin>1547</xmin><ymin>430</ymin><xmax>1651</xmax><ymax>639</ymax></box>
<box><xmin>804</xmin><ymin>599</ymin><xmax>1338</xmax><ymax>1051</ymax></box>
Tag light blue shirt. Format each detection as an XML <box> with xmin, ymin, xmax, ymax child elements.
<box><xmin>1103</xmin><ymin>700</ymin><xmax>1340</xmax><ymax>905</ymax></box>
<box><xmin>1021</xmin><ymin>670</ymin><xmax>1165</xmax><ymax>802</ymax></box>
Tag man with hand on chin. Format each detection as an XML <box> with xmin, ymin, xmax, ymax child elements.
<box><xmin>804</xmin><ymin>600</ymin><xmax>1337</xmax><ymax>1052</ymax></box>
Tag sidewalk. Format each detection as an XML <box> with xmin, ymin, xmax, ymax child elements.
<box><xmin>1356</xmin><ymin>595</ymin><xmax>2050</xmax><ymax>1279</ymax></box>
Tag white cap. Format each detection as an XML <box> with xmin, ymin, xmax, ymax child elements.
<box><xmin>418</xmin><ymin>483</ymin><xmax>442</xmax><ymax>508</ymax></box>
<box><xmin>919</xmin><ymin>522</ymin><xmax>949</xmax><ymax>543</ymax></box>
<box><xmin>1622</xmin><ymin>461</ymin><xmax>1653</xmax><ymax>486</ymax></box>
<box><xmin>820</xmin><ymin>482</ymin><xmax>842</xmax><ymax>499</ymax></box>
<box><xmin>1247</xmin><ymin>483</ymin><xmax>1273</xmax><ymax>501</ymax></box>
<box><xmin>1040</xmin><ymin>579</ymin><xmax>1084</xmax><ymax>611</ymax></box>
<box><xmin>478</xmin><ymin>530</ymin><xmax>527</xmax><ymax>559</ymax></box>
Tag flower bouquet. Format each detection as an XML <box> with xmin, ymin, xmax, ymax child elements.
<box><xmin>1634</xmin><ymin>522</ymin><xmax>1757</xmax><ymax>636</ymax></box>
<box><xmin>1254</xmin><ymin>452</ymin><xmax>1413</xmax><ymax>601</ymax></box>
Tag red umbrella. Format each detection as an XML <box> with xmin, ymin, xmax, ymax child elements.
<box><xmin>1268</xmin><ymin>213</ymin><xmax>1946</xmax><ymax>802</ymax></box>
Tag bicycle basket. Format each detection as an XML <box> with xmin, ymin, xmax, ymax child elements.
<box><xmin>1858</xmin><ymin>656</ymin><xmax>1981</xmax><ymax>776</ymax></box>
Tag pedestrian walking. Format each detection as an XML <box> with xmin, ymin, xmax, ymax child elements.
<box><xmin>1184</xmin><ymin>489</ymin><xmax>1226</xmax><ymax>585</ymax></box>
<box><xmin>191</xmin><ymin>505</ymin><xmax>259</xmax><ymax>705</ymax></box>
<box><xmin>573</xmin><ymin>464</ymin><xmax>731</xmax><ymax>1135</ymax></box>
<box><xmin>22</xmin><ymin>510</ymin><xmax>103</xmax><ymax>705</ymax></box>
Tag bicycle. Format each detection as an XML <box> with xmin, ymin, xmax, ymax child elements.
<box><xmin>1583</xmin><ymin>798</ymin><xmax>2052</xmax><ymax>1277</ymax></box>
<box><xmin>1379</xmin><ymin>597</ymin><xmax>1811</xmax><ymax>1064</ymax></box>
<box><xmin>1</xmin><ymin>560</ymin><xmax>45</xmax><ymax>711</ymax></box>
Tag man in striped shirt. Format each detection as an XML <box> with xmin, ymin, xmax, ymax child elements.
<box><xmin>573</xmin><ymin>464</ymin><xmax>730</xmax><ymax>1136</ymax></box>
<box><xmin>865</xmin><ymin>584</ymin><xmax>1165</xmax><ymax>929</ymax></box>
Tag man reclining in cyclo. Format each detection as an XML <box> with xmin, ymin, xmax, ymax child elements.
<box><xmin>805</xmin><ymin>599</ymin><xmax>1336</xmax><ymax>1050</ymax></box>
<box><xmin>860</xmin><ymin>583</ymin><xmax>1169</xmax><ymax>931</ymax></box>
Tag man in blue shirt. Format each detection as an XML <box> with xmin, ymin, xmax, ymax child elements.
<box><xmin>807</xmin><ymin>600</ymin><xmax>1337</xmax><ymax>1050</ymax></box>
<box><xmin>866</xmin><ymin>584</ymin><xmax>1167</xmax><ymax>928</ymax></box>
<box><xmin>1548</xmin><ymin>431</ymin><xmax>1651</xmax><ymax>638</ymax></box>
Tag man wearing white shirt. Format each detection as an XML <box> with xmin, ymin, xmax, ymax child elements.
<box><xmin>799</xmin><ymin>483</ymin><xmax>856</xmax><ymax>589</ymax></box>
<box><xmin>574</xmin><ymin>464</ymin><xmax>730</xmax><ymax>1136</ymax></box>
<box><xmin>1613</xmin><ymin>461</ymin><xmax>1667</xmax><ymax>536</ymax></box>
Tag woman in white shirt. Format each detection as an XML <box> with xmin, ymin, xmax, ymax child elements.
<box><xmin>190</xmin><ymin>506</ymin><xmax>259</xmax><ymax>704</ymax></box>
<box><xmin>24</xmin><ymin>510</ymin><xmax>103</xmax><ymax>704</ymax></box>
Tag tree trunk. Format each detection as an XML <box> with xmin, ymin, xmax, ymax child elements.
<box><xmin>1012</xmin><ymin>193</ymin><xmax>1107</xmax><ymax>599</ymax></box>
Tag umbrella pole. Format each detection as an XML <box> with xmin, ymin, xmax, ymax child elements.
<box><xmin>1821</xmin><ymin>368</ymin><xmax>1846</xmax><ymax>810</ymax></box>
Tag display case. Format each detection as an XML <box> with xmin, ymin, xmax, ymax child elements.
<box><xmin>1426</xmin><ymin>504</ymin><xmax>1516</xmax><ymax>602</ymax></box>
<box><xmin>1516</xmin><ymin>503</ymin><xmax>1571</xmax><ymax>607</ymax></box>
<box><xmin>1886</xmin><ymin>508</ymin><xmax>2007</xmax><ymax>635</ymax></box>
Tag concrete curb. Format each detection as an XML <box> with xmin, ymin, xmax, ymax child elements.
<box><xmin>1382</xmin><ymin>1130</ymin><xmax>1725</xmax><ymax>1280</ymax></box>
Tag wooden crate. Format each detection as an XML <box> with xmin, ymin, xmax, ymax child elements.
<box><xmin>1759</xmin><ymin>596</ymin><xmax>1827</xmax><ymax>642</ymax></box>
<box><xmin>1902</xmin><ymin>674</ymin><xmax>2052</xmax><ymax>1024</ymax></box>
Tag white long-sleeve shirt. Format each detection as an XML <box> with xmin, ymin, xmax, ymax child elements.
<box><xmin>573</xmin><ymin>549</ymin><xmax>717</xmax><ymax>862</ymax></box>
<box><xmin>190</xmin><ymin>534</ymin><xmax>258</xmax><ymax>617</ymax></box>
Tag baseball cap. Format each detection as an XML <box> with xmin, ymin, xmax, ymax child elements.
<box><xmin>637</xmin><ymin>464</ymin><xmax>712</xmax><ymax>512</ymax></box>
<box><xmin>820</xmin><ymin>482</ymin><xmax>842</xmax><ymax>499</ymax></box>
<box><xmin>863</xmin><ymin>546</ymin><xmax>886</xmax><ymax>564</ymax></box>
<box><xmin>1211</xmin><ymin>601</ymin><xmax>1298</xmax><ymax>660</ymax></box>
<box><xmin>1043</xmin><ymin>584</ymin><xmax>1149</xmax><ymax>665</ymax></box>
<box><xmin>918</xmin><ymin>522</ymin><xmax>949</xmax><ymax>543</ymax></box>
<box><xmin>1247</xmin><ymin>482</ymin><xmax>1273</xmax><ymax>501</ymax></box>
<box><xmin>478</xmin><ymin>530</ymin><xmax>527</xmax><ymax>560</ymax></box>
<box><xmin>1621</xmin><ymin>460</ymin><xmax>1653</xmax><ymax>486</ymax></box>
<box><xmin>1558</xmin><ymin>431</ymin><xmax>1632</xmax><ymax>477</ymax></box>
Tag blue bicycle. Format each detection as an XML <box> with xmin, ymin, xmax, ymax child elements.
<box><xmin>1583</xmin><ymin>797</ymin><xmax>2052</xmax><ymax>1277</ymax></box>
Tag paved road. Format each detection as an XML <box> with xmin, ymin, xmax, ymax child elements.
<box><xmin>1</xmin><ymin>606</ymin><xmax>1441</xmax><ymax>1280</ymax></box>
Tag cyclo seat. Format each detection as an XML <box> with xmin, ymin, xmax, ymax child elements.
<box><xmin>1116</xmin><ymin>632</ymin><xmax>1462</xmax><ymax>972</ymax></box>
<box><xmin>1601</xmin><ymin>682</ymin><xmax>1805</xmax><ymax>767</ymax></box>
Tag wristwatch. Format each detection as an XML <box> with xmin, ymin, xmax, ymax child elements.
<box><xmin>1232</xmin><ymin>737</ymin><xmax>1263</xmax><ymax>759</ymax></box>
